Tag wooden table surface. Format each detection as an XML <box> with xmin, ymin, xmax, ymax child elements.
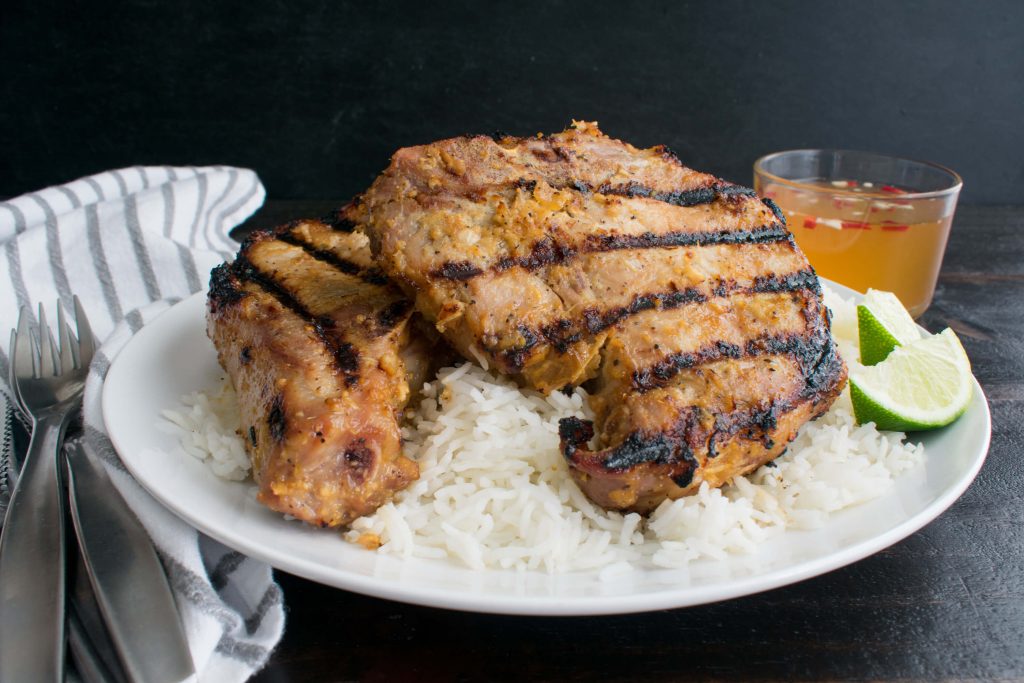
<box><xmin>236</xmin><ymin>203</ymin><xmax>1023</xmax><ymax>682</ymax></box>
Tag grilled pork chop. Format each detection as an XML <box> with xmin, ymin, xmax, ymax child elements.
<box><xmin>207</xmin><ymin>217</ymin><xmax>428</xmax><ymax>526</ymax></box>
<box><xmin>351</xmin><ymin>121</ymin><xmax>848</xmax><ymax>511</ymax></box>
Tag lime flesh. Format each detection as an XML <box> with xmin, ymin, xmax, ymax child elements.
<box><xmin>850</xmin><ymin>328</ymin><xmax>972</xmax><ymax>431</ymax></box>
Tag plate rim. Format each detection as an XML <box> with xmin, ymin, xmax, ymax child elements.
<box><xmin>102</xmin><ymin>282</ymin><xmax>992</xmax><ymax>615</ymax></box>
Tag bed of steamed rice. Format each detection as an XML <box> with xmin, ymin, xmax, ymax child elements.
<box><xmin>162</xmin><ymin>286</ymin><xmax>924</xmax><ymax>573</ymax></box>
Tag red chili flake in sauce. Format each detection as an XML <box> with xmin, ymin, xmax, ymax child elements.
<box><xmin>803</xmin><ymin>217</ymin><xmax>817</xmax><ymax>229</ymax></box>
<box><xmin>841</xmin><ymin>220</ymin><xmax>871</xmax><ymax>230</ymax></box>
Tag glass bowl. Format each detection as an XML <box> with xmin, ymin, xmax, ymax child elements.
<box><xmin>754</xmin><ymin>150</ymin><xmax>962</xmax><ymax>317</ymax></box>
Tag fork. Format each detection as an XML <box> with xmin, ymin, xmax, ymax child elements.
<box><xmin>0</xmin><ymin>299</ymin><xmax>94</xmax><ymax>682</ymax></box>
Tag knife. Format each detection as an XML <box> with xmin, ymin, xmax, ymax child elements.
<box><xmin>0</xmin><ymin>397</ymin><xmax>24</xmax><ymax>522</ymax></box>
<box><xmin>65</xmin><ymin>439</ymin><xmax>195</xmax><ymax>683</ymax></box>
<box><xmin>69</xmin><ymin>547</ymin><xmax>129</xmax><ymax>683</ymax></box>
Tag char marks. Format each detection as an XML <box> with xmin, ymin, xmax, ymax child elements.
<box><xmin>352</xmin><ymin>122</ymin><xmax>848</xmax><ymax>511</ymax></box>
<box><xmin>582</xmin><ymin>223</ymin><xmax>789</xmax><ymax>252</ymax></box>
<box><xmin>494</xmin><ymin>236</ymin><xmax>578</xmax><ymax>273</ymax></box>
<box><xmin>422</xmin><ymin>173</ymin><xmax>782</xmax><ymax>284</ymax></box>
<box><xmin>560</xmin><ymin>399</ymin><xmax>796</xmax><ymax>476</ymax></box>
<box><xmin>276</xmin><ymin>229</ymin><xmax>388</xmax><ymax>286</ymax></box>
<box><xmin>267</xmin><ymin>394</ymin><xmax>287</xmax><ymax>443</ymax></box>
<box><xmin>633</xmin><ymin>331</ymin><xmax>831</xmax><ymax>392</ymax></box>
<box><xmin>494</xmin><ymin>268</ymin><xmax>819</xmax><ymax>369</ymax></box>
<box><xmin>629</xmin><ymin>278</ymin><xmax>840</xmax><ymax>393</ymax></box>
<box><xmin>208</xmin><ymin>263</ymin><xmax>245</xmax><ymax>311</ymax></box>
<box><xmin>593</xmin><ymin>180</ymin><xmax>759</xmax><ymax>208</ymax></box>
<box><xmin>376</xmin><ymin>299</ymin><xmax>414</xmax><ymax>330</ymax></box>
<box><xmin>230</xmin><ymin>254</ymin><xmax>361</xmax><ymax>386</ymax></box>
<box><xmin>499</xmin><ymin>287</ymin><xmax>706</xmax><ymax>363</ymax></box>
<box><xmin>431</xmin><ymin>223</ymin><xmax>790</xmax><ymax>282</ymax></box>
<box><xmin>752</xmin><ymin>268</ymin><xmax>822</xmax><ymax>295</ymax></box>
<box><xmin>206</xmin><ymin>213</ymin><xmax>425</xmax><ymax>527</ymax></box>
<box><xmin>431</xmin><ymin>260</ymin><xmax>484</xmax><ymax>281</ymax></box>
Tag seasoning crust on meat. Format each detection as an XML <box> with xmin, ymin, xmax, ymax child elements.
<box><xmin>352</xmin><ymin>121</ymin><xmax>848</xmax><ymax>511</ymax></box>
<box><xmin>206</xmin><ymin>218</ymin><xmax>424</xmax><ymax>527</ymax></box>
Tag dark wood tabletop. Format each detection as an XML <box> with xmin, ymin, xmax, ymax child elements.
<box><xmin>237</xmin><ymin>203</ymin><xmax>1023</xmax><ymax>683</ymax></box>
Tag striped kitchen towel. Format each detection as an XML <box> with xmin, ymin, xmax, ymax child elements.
<box><xmin>0</xmin><ymin>167</ymin><xmax>284</xmax><ymax>682</ymax></box>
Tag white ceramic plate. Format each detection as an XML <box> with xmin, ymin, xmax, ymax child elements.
<box><xmin>103</xmin><ymin>283</ymin><xmax>991</xmax><ymax>615</ymax></box>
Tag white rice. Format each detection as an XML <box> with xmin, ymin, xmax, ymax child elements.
<box><xmin>163</xmin><ymin>285</ymin><xmax>924</xmax><ymax>572</ymax></box>
<box><xmin>161</xmin><ymin>379</ymin><xmax>251</xmax><ymax>481</ymax></box>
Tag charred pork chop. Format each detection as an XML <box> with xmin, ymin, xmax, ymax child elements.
<box><xmin>350</xmin><ymin>121</ymin><xmax>848</xmax><ymax>511</ymax></box>
<box><xmin>207</xmin><ymin>218</ymin><xmax>428</xmax><ymax>526</ymax></box>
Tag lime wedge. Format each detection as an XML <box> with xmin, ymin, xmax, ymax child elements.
<box><xmin>850</xmin><ymin>328</ymin><xmax>973</xmax><ymax>431</ymax></box>
<box><xmin>857</xmin><ymin>289</ymin><xmax>923</xmax><ymax>365</ymax></box>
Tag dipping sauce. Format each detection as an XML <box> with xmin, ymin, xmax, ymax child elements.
<box><xmin>753</xmin><ymin>151</ymin><xmax>962</xmax><ymax>319</ymax></box>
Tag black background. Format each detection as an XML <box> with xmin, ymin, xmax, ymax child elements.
<box><xmin>3</xmin><ymin>0</ymin><xmax>1023</xmax><ymax>203</ymax></box>
<box><xmin>4</xmin><ymin>4</ymin><xmax>1024</xmax><ymax>680</ymax></box>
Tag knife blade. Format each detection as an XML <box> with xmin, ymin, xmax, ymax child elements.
<box><xmin>0</xmin><ymin>396</ymin><xmax>25</xmax><ymax>523</ymax></box>
<box><xmin>69</xmin><ymin>546</ymin><xmax>129</xmax><ymax>683</ymax></box>
<box><xmin>65</xmin><ymin>439</ymin><xmax>195</xmax><ymax>683</ymax></box>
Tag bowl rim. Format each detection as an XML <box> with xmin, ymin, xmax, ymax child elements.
<box><xmin>753</xmin><ymin>149</ymin><xmax>963</xmax><ymax>200</ymax></box>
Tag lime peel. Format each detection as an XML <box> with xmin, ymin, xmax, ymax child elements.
<box><xmin>857</xmin><ymin>289</ymin><xmax>923</xmax><ymax>366</ymax></box>
<box><xmin>850</xmin><ymin>328</ymin><xmax>972</xmax><ymax>431</ymax></box>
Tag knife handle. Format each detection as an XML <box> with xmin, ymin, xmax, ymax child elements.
<box><xmin>65</xmin><ymin>440</ymin><xmax>195</xmax><ymax>683</ymax></box>
<box><xmin>0</xmin><ymin>412</ymin><xmax>68</xmax><ymax>683</ymax></box>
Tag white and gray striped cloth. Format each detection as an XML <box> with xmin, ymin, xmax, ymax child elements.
<box><xmin>0</xmin><ymin>166</ymin><xmax>285</xmax><ymax>682</ymax></box>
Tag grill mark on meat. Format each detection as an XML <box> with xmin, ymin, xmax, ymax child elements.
<box><xmin>276</xmin><ymin>230</ymin><xmax>389</xmax><ymax>285</ymax></box>
<box><xmin>430</xmin><ymin>261</ymin><xmax>484</xmax><ymax>281</ymax></box>
<box><xmin>560</xmin><ymin>399</ymin><xmax>798</xmax><ymax>476</ymax></box>
<box><xmin>604</xmin><ymin>431</ymin><xmax>685</xmax><ymax>470</ymax></box>
<box><xmin>542</xmin><ymin>176</ymin><xmax>759</xmax><ymax>206</ymax></box>
<box><xmin>267</xmin><ymin>394</ymin><xmax>286</xmax><ymax>443</ymax></box>
<box><xmin>558</xmin><ymin>416</ymin><xmax>595</xmax><ymax>458</ymax></box>
<box><xmin>334</xmin><ymin>342</ymin><xmax>360</xmax><ymax>381</ymax></box>
<box><xmin>610</xmin><ymin>408</ymin><xmax>703</xmax><ymax>471</ymax></box>
<box><xmin>344</xmin><ymin>439</ymin><xmax>374</xmax><ymax>484</ymax></box>
<box><xmin>633</xmin><ymin>331</ymin><xmax>827</xmax><ymax>392</ymax></box>
<box><xmin>594</xmin><ymin>180</ymin><xmax>758</xmax><ymax>207</ymax></box>
<box><xmin>494</xmin><ymin>235</ymin><xmax>578</xmax><ymax>272</ymax></box>
<box><xmin>752</xmin><ymin>268</ymin><xmax>822</xmax><ymax>295</ymax></box>
<box><xmin>499</xmin><ymin>324</ymin><xmax>542</xmax><ymax>371</ymax></box>
<box><xmin>231</xmin><ymin>254</ymin><xmax>361</xmax><ymax>386</ymax></box>
<box><xmin>713</xmin><ymin>400</ymin><xmax>783</xmax><ymax>448</ymax></box>
<box><xmin>208</xmin><ymin>263</ymin><xmax>246</xmax><ymax>312</ymax></box>
<box><xmin>430</xmin><ymin>223</ymin><xmax>789</xmax><ymax>282</ymax></box>
<box><xmin>560</xmin><ymin>416</ymin><xmax>700</xmax><ymax>481</ymax></box>
<box><xmin>582</xmin><ymin>223</ymin><xmax>788</xmax><ymax>252</ymax></box>
<box><xmin>632</xmin><ymin>288</ymin><xmax>833</xmax><ymax>392</ymax></box>
<box><xmin>376</xmin><ymin>299</ymin><xmax>414</xmax><ymax>330</ymax></box>
<box><xmin>493</xmin><ymin>269</ymin><xmax>818</xmax><ymax>369</ymax></box>
<box><xmin>536</xmin><ymin>288</ymin><xmax>706</xmax><ymax>355</ymax></box>
<box><xmin>798</xmin><ymin>335</ymin><xmax>845</xmax><ymax>399</ymax></box>
<box><xmin>762</xmin><ymin>197</ymin><xmax>786</xmax><ymax>223</ymax></box>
